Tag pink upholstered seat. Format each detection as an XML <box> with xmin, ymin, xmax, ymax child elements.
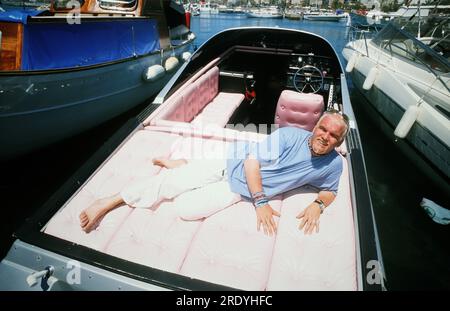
<box><xmin>44</xmin><ymin>130</ymin><xmax>183</xmax><ymax>252</ymax></box>
<box><xmin>105</xmin><ymin>202</ymin><xmax>202</xmax><ymax>273</ymax></box>
<box><xmin>45</xmin><ymin>123</ymin><xmax>356</xmax><ymax>290</ymax></box>
<box><xmin>191</xmin><ymin>92</ymin><xmax>244</xmax><ymax>127</ymax></box>
<box><xmin>266</xmin><ymin>156</ymin><xmax>356</xmax><ymax>290</ymax></box>
<box><xmin>180</xmin><ymin>196</ymin><xmax>283</xmax><ymax>290</ymax></box>
<box><xmin>150</xmin><ymin>66</ymin><xmax>243</xmax><ymax>127</ymax></box>
<box><xmin>274</xmin><ymin>90</ymin><xmax>324</xmax><ymax>131</ymax></box>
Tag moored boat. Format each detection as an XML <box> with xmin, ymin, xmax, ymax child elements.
<box><xmin>303</xmin><ymin>7</ymin><xmax>346</xmax><ymax>22</ymax></box>
<box><xmin>246</xmin><ymin>6</ymin><xmax>283</xmax><ymax>19</ymax></box>
<box><xmin>0</xmin><ymin>0</ymin><xmax>195</xmax><ymax>159</ymax></box>
<box><xmin>284</xmin><ymin>7</ymin><xmax>304</xmax><ymax>20</ymax></box>
<box><xmin>343</xmin><ymin>15</ymin><xmax>450</xmax><ymax>194</ymax></box>
<box><xmin>0</xmin><ymin>27</ymin><xmax>384</xmax><ymax>291</ymax></box>
<box><xmin>304</xmin><ymin>12</ymin><xmax>345</xmax><ymax>22</ymax></box>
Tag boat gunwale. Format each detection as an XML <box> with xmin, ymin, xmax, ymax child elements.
<box><xmin>339</xmin><ymin>74</ymin><xmax>386</xmax><ymax>291</ymax></box>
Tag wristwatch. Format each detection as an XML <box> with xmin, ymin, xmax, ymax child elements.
<box><xmin>314</xmin><ymin>199</ymin><xmax>326</xmax><ymax>214</ymax></box>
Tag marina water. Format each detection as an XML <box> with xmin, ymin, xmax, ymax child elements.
<box><xmin>0</xmin><ymin>13</ymin><xmax>448</xmax><ymax>290</ymax></box>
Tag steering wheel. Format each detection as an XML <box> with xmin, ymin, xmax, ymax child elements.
<box><xmin>293</xmin><ymin>65</ymin><xmax>324</xmax><ymax>93</ymax></box>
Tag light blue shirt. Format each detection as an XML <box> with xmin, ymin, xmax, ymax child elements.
<box><xmin>226</xmin><ymin>127</ymin><xmax>342</xmax><ymax>199</ymax></box>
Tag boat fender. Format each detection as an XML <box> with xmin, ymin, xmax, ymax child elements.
<box><xmin>164</xmin><ymin>56</ymin><xmax>179</xmax><ymax>72</ymax></box>
<box><xmin>345</xmin><ymin>53</ymin><xmax>358</xmax><ymax>73</ymax></box>
<box><xmin>362</xmin><ymin>66</ymin><xmax>378</xmax><ymax>90</ymax></box>
<box><xmin>394</xmin><ymin>105</ymin><xmax>420</xmax><ymax>139</ymax></box>
<box><xmin>181</xmin><ymin>51</ymin><xmax>192</xmax><ymax>62</ymax></box>
<box><xmin>143</xmin><ymin>65</ymin><xmax>165</xmax><ymax>82</ymax></box>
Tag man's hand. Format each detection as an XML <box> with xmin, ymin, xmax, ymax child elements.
<box><xmin>255</xmin><ymin>204</ymin><xmax>280</xmax><ymax>236</ymax></box>
<box><xmin>296</xmin><ymin>203</ymin><xmax>321</xmax><ymax>235</ymax></box>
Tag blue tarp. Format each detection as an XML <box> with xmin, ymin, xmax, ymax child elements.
<box><xmin>0</xmin><ymin>7</ymin><xmax>45</xmax><ymax>24</ymax></box>
<box><xmin>22</xmin><ymin>19</ymin><xmax>160</xmax><ymax>70</ymax></box>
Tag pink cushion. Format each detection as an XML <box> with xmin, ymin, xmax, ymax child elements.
<box><xmin>191</xmin><ymin>92</ymin><xmax>244</xmax><ymax>127</ymax></box>
<box><xmin>266</xmin><ymin>156</ymin><xmax>356</xmax><ymax>290</ymax></box>
<box><xmin>156</xmin><ymin>66</ymin><xmax>221</xmax><ymax>123</ymax></box>
<box><xmin>207</xmin><ymin>66</ymin><xmax>219</xmax><ymax>98</ymax></box>
<box><xmin>162</xmin><ymin>96</ymin><xmax>185</xmax><ymax>123</ymax></box>
<box><xmin>44</xmin><ymin>130</ymin><xmax>182</xmax><ymax>250</ymax></box>
<box><xmin>105</xmin><ymin>202</ymin><xmax>203</xmax><ymax>273</ymax></box>
<box><xmin>145</xmin><ymin>125</ymin><xmax>267</xmax><ymax>146</ymax></box>
<box><xmin>45</xmin><ymin>195</ymin><xmax>133</xmax><ymax>252</ymax></box>
<box><xmin>180</xmin><ymin>197</ymin><xmax>282</xmax><ymax>290</ymax></box>
<box><xmin>182</xmin><ymin>83</ymin><xmax>199</xmax><ymax>122</ymax></box>
<box><xmin>169</xmin><ymin>136</ymin><xmax>232</xmax><ymax>161</ymax></box>
<box><xmin>104</xmin><ymin>133</ymin><xmax>236</xmax><ymax>274</ymax></box>
<box><xmin>83</xmin><ymin>130</ymin><xmax>182</xmax><ymax>197</ymax></box>
<box><xmin>198</xmin><ymin>66</ymin><xmax>219</xmax><ymax>109</ymax></box>
<box><xmin>150</xmin><ymin>66</ymin><xmax>243</xmax><ymax>127</ymax></box>
<box><xmin>44</xmin><ymin>127</ymin><xmax>356</xmax><ymax>290</ymax></box>
<box><xmin>274</xmin><ymin>90</ymin><xmax>324</xmax><ymax>131</ymax></box>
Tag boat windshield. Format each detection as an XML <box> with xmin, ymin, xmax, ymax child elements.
<box><xmin>372</xmin><ymin>17</ymin><xmax>450</xmax><ymax>74</ymax></box>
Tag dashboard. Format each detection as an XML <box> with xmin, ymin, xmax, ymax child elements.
<box><xmin>285</xmin><ymin>53</ymin><xmax>341</xmax><ymax>107</ymax></box>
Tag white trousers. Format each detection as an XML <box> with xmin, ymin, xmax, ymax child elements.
<box><xmin>120</xmin><ymin>159</ymin><xmax>241</xmax><ymax>220</ymax></box>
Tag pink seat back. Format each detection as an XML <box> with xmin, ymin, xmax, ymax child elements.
<box><xmin>156</xmin><ymin>66</ymin><xmax>220</xmax><ymax>123</ymax></box>
<box><xmin>274</xmin><ymin>90</ymin><xmax>324</xmax><ymax>131</ymax></box>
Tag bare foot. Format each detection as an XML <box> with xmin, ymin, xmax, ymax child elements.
<box><xmin>152</xmin><ymin>157</ymin><xmax>187</xmax><ymax>169</ymax></box>
<box><xmin>79</xmin><ymin>195</ymin><xmax>123</xmax><ymax>233</ymax></box>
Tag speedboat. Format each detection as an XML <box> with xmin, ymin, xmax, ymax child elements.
<box><xmin>0</xmin><ymin>0</ymin><xmax>195</xmax><ymax>159</ymax></box>
<box><xmin>343</xmin><ymin>15</ymin><xmax>449</xmax><ymax>194</ymax></box>
<box><xmin>0</xmin><ymin>27</ymin><xmax>384</xmax><ymax>291</ymax></box>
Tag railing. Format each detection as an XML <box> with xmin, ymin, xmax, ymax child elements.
<box><xmin>346</xmin><ymin>25</ymin><xmax>378</xmax><ymax>58</ymax></box>
<box><xmin>347</xmin><ymin>24</ymin><xmax>449</xmax><ymax>94</ymax></box>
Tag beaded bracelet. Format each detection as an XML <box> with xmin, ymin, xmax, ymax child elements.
<box><xmin>252</xmin><ymin>194</ymin><xmax>266</xmax><ymax>202</ymax></box>
<box><xmin>254</xmin><ymin>198</ymin><xmax>269</xmax><ymax>208</ymax></box>
<box><xmin>251</xmin><ymin>191</ymin><xmax>269</xmax><ymax>208</ymax></box>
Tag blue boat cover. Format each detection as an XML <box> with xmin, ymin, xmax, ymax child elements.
<box><xmin>0</xmin><ymin>7</ymin><xmax>45</xmax><ymax>24</ymax></box>
<box><xmin>22</xmin><ymin>19</ymin><xmax>160</xmax><ymax>70</ymax></box>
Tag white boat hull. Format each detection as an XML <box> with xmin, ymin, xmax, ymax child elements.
<box><xmin>343</xmin><ymin>42</ymin><xmax>450</xmax><ymax>183</ymax></box>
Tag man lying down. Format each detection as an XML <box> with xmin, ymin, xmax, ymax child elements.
<box><xmin>80</xmin><ymin>110</ymin><xmax>349</xmax><ymax>236</ymax></box>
